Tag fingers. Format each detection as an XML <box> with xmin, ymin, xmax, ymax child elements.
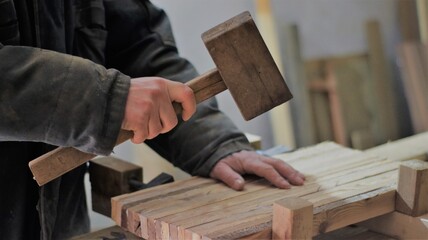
<box><xmin>167</xmin><ymin>81</ymin><xmax>196</xmax><ymax>121</ymax></box>
<box><xmin>210</xmin><ymin>151</ymin><xmax>306</xmax><ymax>191</ymax></box>
<box><xmin>122</xmin><ymin>77</ymin><xmax>196</xmax><ymax>143</ymax></box>
<box><xmin>244</xmin><ymin>158</ymin><xmax>292</xmax><ymax>189</ymax></box>
<box><xmin>210</xmin><ymin>161</ymin><xmax>245</xmax><ymax>191</ymax></box>
<box><xmin>260</xmin><ymin>157</ymin><xmax>305</xmax><ymax>186</ymax></box>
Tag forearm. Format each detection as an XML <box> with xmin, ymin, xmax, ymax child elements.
<box><xmin>0</xmin><ymin>44</ymin><xmax>130</xmax><ymax>155</ymax></box>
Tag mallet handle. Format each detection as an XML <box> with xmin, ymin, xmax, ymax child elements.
<box><xmin>29</xmin><ymin>69</ymin><xmax>226</xmax><ymax>186</ymax></box>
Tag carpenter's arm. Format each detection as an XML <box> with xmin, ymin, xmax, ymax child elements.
<box><xmin>0</xmin><ymin>44</ymin><xmax>129</xmax><ymax>155</ymax></box>
<box><xmin>104</xmin><ymin>0</ymin><xmax>305</xmax><ymax>189</ymax></box>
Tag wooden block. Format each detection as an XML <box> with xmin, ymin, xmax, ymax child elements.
<box><xmin>358</xmin><ymin>211</ymin><xmax>428</xmax><ymax>240</ymax></box>
<box><xmin>396</xmin><ymin>159</ymin><xmax>428</xmax><ymax>216</ymax></box>
<box><xmin>272</xmin><ymin>197</ymin><xmax>313</xmax><ymax>240</ymax></box>
<box><xmin>91</xmin><ymin>191</ymin><xmax>113</xmax><ymax>217</ymax></box>
<box><xmin>245</xmin><ymin>133</ymin><xmax>262</xmax><ymax>150</ymax></box>
<box><xmin>89</xmin><ymin>157</ymin><xmax>142</xmax><ymax>217</ymax></box>
<box><xmin>89</xmin><ymin>157</ymin><xmax>142</xmax><ymax>196</ymax></box>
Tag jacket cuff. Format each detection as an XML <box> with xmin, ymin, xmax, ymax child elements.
<box><xmin>95</xmin><ymin>69</ymin><xmax>130</xmax><ymax>155</ymax></box>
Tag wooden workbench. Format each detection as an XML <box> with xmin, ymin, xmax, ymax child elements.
<box><xmin>76</xmin><ymin>132</ymin><xmax>428</xmax><ymax>239</ymax></box>
<box><xmin>110</xmin><ymin>142</ymin><xmax>402</xmax><ymax>239</ymax></box>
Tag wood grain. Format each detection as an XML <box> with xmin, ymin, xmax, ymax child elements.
<box><xmin>202</xmin><ymin>11</ymin><xmax>292</xmax><ymax>120</ymax></box>
<box><xmin>112</xmin><ymin>142</ymin><xmax>403</xmax><ymax>239</ymax></box>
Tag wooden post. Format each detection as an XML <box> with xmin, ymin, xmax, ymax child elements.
<box><xmin>273</xmin><ymin>197</ymin><xmax>313</xmax><ymax>240</ymax></box>
<box><xmin>283</xmin><ymin>24</ymin><xmax>317</xmax><ymax>147</ymax></box>
<box><xmin>255</xmin><ymin>0</ymin><xmax>295</xmax><ymax>149</ymax></box>
<box><xmin>365</xmin><ymin>20</ymin><xmax>399</xmax><ymax>144</ymax></box>
<box><xmin>89</xmin><ymin>156</ymin><xmax>143</xmax><ymax>217</ymax></box>
<box><xmin>396</xmin><ymin>159</ymin><xmax>428</xmax><ymax>216</ymax></box>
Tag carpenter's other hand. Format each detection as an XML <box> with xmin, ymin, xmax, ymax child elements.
<box><xmin>209</xmin><ymin>150</ymin><xmax>305</xmax><ymax>191</ymax></box>
<box><xmin>121</xmin><ymin>77</ymin><xmax>196</xmax><ymax>144</ymax></box>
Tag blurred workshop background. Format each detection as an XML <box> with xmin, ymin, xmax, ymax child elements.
<box><xmin>88</xmin><ymin>0</ymin><xmax>427</xmax><ymax>230</ymax></box>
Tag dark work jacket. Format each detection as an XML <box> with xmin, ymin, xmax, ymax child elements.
<box><xmin>0</xmin><ymin>0</ymin><xmax>252</xmax><ymax>239</ymax></box>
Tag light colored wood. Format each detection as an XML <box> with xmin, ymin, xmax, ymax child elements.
<box><xmin>365</xmin><ymin>20</ymin><xmax>399</xmax><ymax>144</ymax></box>
<box><xmin>397</xmin><ymin>42</ymin><xmax>428</xmax><ymax>133</ymax></box>
<box><xmin>332</xmin><ymin>56</ymin><xmax>372</xmax><ymax>147</ymax></box>
<box><xmin>255</xmin><ymin>0</ymin><xmax>295</xmax><ymax>148</ymax></box>
<box><xmin>283</xmin><ymin>24</ymin><xmax>317</xmax><ymax>147</ymax></box>
<box><xmin>306</xmin><ymin>54</ymin><xmax>373</xmax><ymax>147</ymax></box>
<box><xmin>396</xmin><ymin>159</ymin><xmax>428</xmax><ymax>216</ymax></box>
<box><xmin>417</xmin><ymin>0</ymin><xmax>428</xmax><ymax>41</ymax></box>
<box><xmin>351</xmin><ymin>129</ymin><xmax>375</xmax><ymax>150</ymax></box>
<box><xmin>272</xmin><ymin>197</ymin><xmax>313</xmax><ymax>240</ymax></box>
<box><xmin>111</xmin><ymin>177</ymin><xmax>215</xmax><ymax>230</ymax></box>
<box><xmin>312</xmin><ymin>188</ymin><xmax>396</xmax><ymax>234</ymax></box>
<box><xmin>359</xmin><ymin>211</ymin><xmax>428</xmax><ymax>240</ymax></box>
<box><xmin>363</xmin><ymin>131</ymin><xmax>428</xmax><ymax>162</ymax></box>
<box><xmin>398</xmin><ymin>0</ymin><xmax>420</xmax><ymax>41</ymax></box>
<box><xmin>113</xmin><ymin>143</ymin><xmax>402</xmax><ymax>239</ymax></box>
<box><xmin>245</xmin><ymin>133</ymin><xmax>262</xmax><ymax>150</ymax></box>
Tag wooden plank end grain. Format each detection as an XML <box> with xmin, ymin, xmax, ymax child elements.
<box><xmin>396</xmin><ymin>159</ymin><xmax>428</xmax><ymax>216</ymax></box>
<box><xmin>272</xmin><ymin>197</ymin><xmax>313</xmax><ymax>240</ymax></box>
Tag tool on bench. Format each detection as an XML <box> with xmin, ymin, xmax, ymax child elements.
<box><xmin>29</xmin><ymin>11</ymin><xmax>293</xmax><ymax>186</ymax></box>
<box><xmin>89</xmin><ymin>156</ymin><xmax>175</xmax><ymax>217</ymax></box>
<box><xmin>128</xmin><ymin>172</ymin><xmax>174</xmax><ymax>191</ymax></box>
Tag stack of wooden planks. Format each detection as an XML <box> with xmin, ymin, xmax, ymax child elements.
<box><xmin>283</xmin><ymin>21</ymin><xmax>399</xmax><ymax>150</ymax></box>
<box><xmin>397</xmin><ymin>41</ymin><xmax>428</xmax><ymax>134</ymax></box>
<box><xmin>112</xmin><ymin>142</ymin><xmax>402</xmax><ymax>239</ymax></box>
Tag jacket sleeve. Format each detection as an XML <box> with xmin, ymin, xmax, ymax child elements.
<box><xmin>104</xmin><ymin>0</ymin><xmax>253</xmax><ymax>176</ymax></box>
<box><xmin>0</xmin><ymin>43</ymin><xmax>130</xmax><ymax>155</ymax></box>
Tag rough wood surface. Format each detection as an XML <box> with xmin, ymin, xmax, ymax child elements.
<box><xmin>396</xmin><ymin>159</ymin><xmax>428</xmax><ymax>216</ymax></box>
<box><xmin>273</xmin><ymin>197</ymin><xmax>313</xmax><ymax>240</ymax></box>
<box><xmin>203</xmin><ymin>11</ymin><xmax>292</xmax><ymax>120</ymax></box>
<box><xmin>359</xmin><ymin>211</ymin><xmax>428</xmax><ymax>240</ymax></box>
<box><xmin>397</xmin><ymin>41</ymin><xmax>428</xmax><ymax>133</ymax></box>
<box><xmin>112</xmin><ymin>142</ymin><xmax>401</xmax><ymax>239</ymax></box>
<box><xmin>365</xmin><ymin>20</ymin><xmax>399</xmax><ymax>144</ymax></box>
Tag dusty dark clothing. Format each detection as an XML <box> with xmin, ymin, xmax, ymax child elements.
<box><xmin>0</xmin><ymin>0</ymin><xmax>252</xmax><ymax>239</ymax></box>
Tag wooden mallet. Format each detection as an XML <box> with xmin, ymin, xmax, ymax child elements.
<box><xmin>29</xmin><ymin>11</ymin><xmax>293</xmax><ymax>186</ymax></box>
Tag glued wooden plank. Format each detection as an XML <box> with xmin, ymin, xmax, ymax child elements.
<box><xmin>396</xmin><ymin>159</ymin><xmax>428</xmax><ymax>216</ymax></box>
<box><xmin>273</xmin><ymin>197</ymin><xmax>313</xmax><ymax>240</ymax></box>
<box><xmin>312</xmin><ymin>188</ymin><xmax>396</xmax><ymax>234</ymax></box>
<box><xmin>111</xmin><ymin>177</ymin><xmax>215</xmax><ymax>230</ymax></box>
<box><xmin>113</xmin><ymin>142</ymin><xmax>405</xmax><ymax>239</ymax></box>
